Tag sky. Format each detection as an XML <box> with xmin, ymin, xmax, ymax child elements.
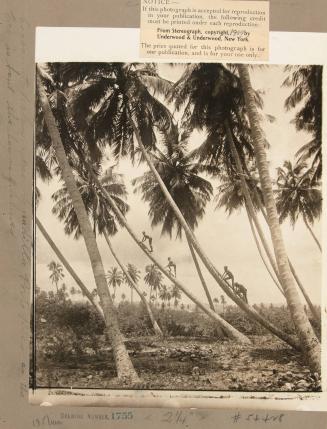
<box><xmin>36</xmin><ymin>64</ymin><xmax>322</xmax><ymax>308</ymax></box>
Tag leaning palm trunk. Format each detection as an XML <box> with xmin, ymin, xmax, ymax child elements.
<box><xmin>186</xmin><ymin>235</ymin><xmax>216</xmax><ymax>311</ymax></box>
<box><xmin>246</xmin><ymin>178</ymin><xmax>320</xmax><ymax>323</ymax></box>
<box><xmin>186</xmin><ymin>235</ymin><xmax>227</xmax><ymax>338</ymax></box>
<box><xmin>226</xmin><ymin>121</ymin><xmax>286</xmax><ymax>297</ymax></box>
<box><xmin>83</xmin><ymin>171</ymin><xmax>250</xmax><ymax>344</ymax></box>
<box><xmin>36</xmin><ymin>69</ymin><xmax>139</xmax><ymax>383</ymax></box>
<box><xmin>127</xmin><ymin>114</ymin><xmax>300</xmax><ymax>349</ymax></box>
<box><xmin>303</xmin><ymin>217</ymin><xmax>322</xmax><ymax>252</ymax></box>
<box><xmin>244</xmin><ymin>208</ymin><xmax>285</xmax><ymax>296</ymax></box>
<box><xmin>238</xmin><ymin>64</ymin><xmax>321</xmax><ymax>373</ymax></box>
<box><xmin>103</xmin><ymin>231</ymin><xmax>163</xmax><ymax>337</ymax></box>
<box><xmin>36</xmin><ymin>217</ymin><xmax>103</xmax><ymax>315</ymax></box>
<box><xmin>87</xmin><ymin>155</ymin><xmax>303</xmax><ymax>350</ymax></box>
<box><xmin>288</xmin><ymin>261</ymin><xmax>320</xmax><ymax>323</ymax></box>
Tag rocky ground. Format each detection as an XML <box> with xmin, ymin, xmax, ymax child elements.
<box><xmin>35</xmin><ymin>335</ymin><xmax>321</xmax><ymax>391</ymax></box>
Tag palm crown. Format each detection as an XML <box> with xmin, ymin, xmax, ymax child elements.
<box><xmin>283</xmin><ymin>66</ymin><xmax>322</xmax><ymax>183</ymax></box>
<box><xmin>60</xmin><ymin>62</ymin><xmax>173</xmax><ymax>162</ymax></box>
<box><xmin>275</xmin><ymin>160</ymin><xmax>322</xmax><ymax>227</ymax></box>
<box><xmin>133</xmin><ymin>126</ymin><xmax>213</xmax><ymax>238</ymax></box>
<box><xmin>51</xmin><ymin>165</ymin><xmax>129</xmax><ymax>239</ymax></box>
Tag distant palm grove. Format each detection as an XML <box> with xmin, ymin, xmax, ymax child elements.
<box><xmin>34</xmin><ymin>63</ymin><xmax>322</xmax><ymax>391</ymax></box>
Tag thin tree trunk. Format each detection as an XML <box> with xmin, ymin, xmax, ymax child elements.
<box><xmin>36</xmin><ymin>217</ymin><xmax>103</xmax><ymax>315</ymax></box>
<box><xmin>87</xmin><ymin>165</ymin><xmax>303</xmax><ymax>349</ymax></box>
<box><xmin>288</xmin><ymin>261</ymin><xmax>320</xmax><ymax>323</ymax></box>
<box><xmin>37</xmin><ymin>69</ymin><xmax>139</xmax><ymax>383</ymax></box>
<box><xmin>126</xmin><ymin>114</ymin><xmax>300</xmax><ymax>349</ymax></box>
<box><xmin>186</xmin><ymin>235</ymin><xmax>227</xmax><ymax>338</ymax></box>
<box><xmin>244</xmin><ymin>209</ymin><xmax>285</xmax><ymax>296</ymax></box>
<box><xmin>186</xmin><ymin>235</ymin><xmax>216</xmax><ymax>311</ymax></box>
<box><xmin>304</xmin><ymin>217</ymin><xmax>322</xmax><ymax>252</ymax></box>
<box><xmin>64</xmin><ymin>98</ymin><xmax>299</xmax><ymax>349</ymax></box>
<box><xmin>226</xmin><ymin>121</ymin><xmax>286</xmax><ymax>296</ymax></box>
<box><xmin>104</xmin><ymin>231</ymin><xmax>163</xmax><ymax>337</ymax></box>
<box><xmin>238</xmin><ymin>64</ymin><xmax>320</xmax><ymax>372</ymax></box>
<box><xmin>254</xmin><ymin>192</ymin><xmax>320</xmax><ymax>324</ymax></box>
<box><xmin>259</xmin><ymin>204</ymin><xmax>320</xmax><ymax>324</ymax></box>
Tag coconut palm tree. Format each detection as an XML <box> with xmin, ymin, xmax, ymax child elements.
<box><xmin>35</xmin><ymin>111</ymin><xmax>103</xmax><ymax>314</ymax></box>
<box><xmin>159</xmin><ymin>285</ymin><xmax>169</xmax><ymax>310</ymax></box>
<box><xmin>215</xmin><ymin>166</ymin><xmax>284</xmax><ymax>295</ymax></box>
<box><xmin>237</xmin><ymin>64</ymin><xmax>320</xmax><ymax>373</ymax></box>
<box><xmin>48</xmin><ymin>261</ymin><xmax>64</xmax><ymax>294</ymax></box>
<box><xmin>170</xmin><ymin>62</ymin><xmax>318</xmax><ymax>352</ymax></box>
<box><xmin>123</xmin><ymin>263</ymin><xmax>141</xmax><ymax>304</ymax></box>
<box><xmin>105</xmin><ymin>237</ymin><xmax>163</xmax><ymax>336</ymax></box>
<box><xmin>36</xmin><ymin>65</ymin><xmax>139</xmax><ymax>382</ymax></box>
<box><xmin>37</xmin><ymin>218</ymin><xmax>102</xmax><ymax>314</ymax></box>
<box><xmin>173</xmin><ymin>63</ymin><xmax>282</xmax><ymax>295</ymax></box>
<box><xmin>52</xmin><ymin>165</ymin><xmax>129</xmax><ymax>240</ymax></box>
<box><xmin>167</xmin><ymin>289</ymin><xmax>172</xmax><ymax>308</ymax></box>
<box><xmin>59</xmin><ymin>62</ymin><xmax>296</xmax><ymax>348</ymax></box>
<box><xmin>132</xmin><ymin>125</ymin><xmax>216</xmax><ymax>312</ymax></box>
<box><xmin>220</xmin><ymin>295</ymin><xmax>226</xmax><ymax>315</ymax></box>
<box><xmin>144</xmin><ymin>264</ymin><xmax>163</xmax><ymax>305</ymax></box>
<box><xmin>275</xmin><ymin>160</ymin><xmax>322</xmax><ymax>251</ymax></box>
<box><xmin>171</xmin><ymin>284</ymin><xmax>182</xmax><ymax>308</ymax></box>
<box><xmin>283</xmin><ymin>66</ymin><xmax>322</xmax><ymax>183</ymax></box>
<box><xmin>51</xmin><ymin>157</ymin><xmax>163</xmax><ymax>337</ymax></box>
<box><xmin>106</xmin><ymin>267</ymin><xmax>123</xmax><ymax>302</ymax></box>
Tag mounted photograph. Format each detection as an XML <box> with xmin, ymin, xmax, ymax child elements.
<box><xmin>32</xmin><ymin>61</ymin><xmax>323</xmax><ymax>394</ymax></box>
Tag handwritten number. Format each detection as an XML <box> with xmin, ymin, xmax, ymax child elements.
<box><xmin>161</xmin><ymin>412</ymin><xmax>173</xmax><ymax>423</ymax></box>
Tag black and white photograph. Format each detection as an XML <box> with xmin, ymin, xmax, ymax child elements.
<box><xmin>33</xmin><ymin>61</ymin><xmax>322</xmax><ymax>393</ymax></box>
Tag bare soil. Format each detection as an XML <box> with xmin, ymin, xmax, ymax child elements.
<box><xmin>35</xmin><ymin>335</ymin><xmax>320</xmax><ymax>392</ymax></box>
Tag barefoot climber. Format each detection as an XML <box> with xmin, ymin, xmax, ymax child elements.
<box><xmin>167</xmin><ymin>257</ymin><xmax>177</xmax><ymax>277</ymax></box>
<box><xmin>140</xmin><ymin>231</ymin><xmax>153</xmax><ymax>252</ymax></box>
<box><xmin>222</xmin><ymin>266</ymin><xmax>235</xmax><ymax>290</ymax></box>
<box><xmin>234</xmin><ymin>282</ymin><xmax>248</xmax><ymax>304</ymax></box>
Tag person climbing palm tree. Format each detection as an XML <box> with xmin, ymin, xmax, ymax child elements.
<box><xmin>56</xmin><ymin>61</ymin><xmax>298</xmax><ymax>348</ymax></box>
<box><xmin>51</xmin><ymin>158</ymin><xmax>163</xmax><ymax>336</ymax></box>
<box><xmin>141</xmin><ymin>231</ymin><xmax>153</xmax><ymax>252</ymax></box>
<box><xmin>166</xmin><ymin>257</ymin><xmax>177</xmax><ymax>277</ymax></box>
<box><xmin>170</xmin><ymin>61</ymin><xmax>319</xmax><ymax>360</ymax></box>
<box><xmin>234</xmin><ymin>283</ymin><xmax>248</xmax><ymax>304</ymax></box>
<box><xmin>222</xmin><ymin>266</ymin><xmax>235</xmax><ymax>290</ymax></box>
<box><xmin>132</xmin><ymin>124</ymin><xmax>215</xmax><ymax>311</ymax></box>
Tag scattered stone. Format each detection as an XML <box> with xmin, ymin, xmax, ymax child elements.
<box><xmin>221</xmin><ymin>364</ymin><xmax>230</xmax><ymax>371</ymax></box>
<box><xmin>283</xmin><ymin>383</ymin><xmax>294</xmax><ymax>391</ymax></box>
<box><xmin>229</xmin><ymin>383</ymin><xmax>239</xmax><ymax>390</ymax></box>
<box><xmin>296</xmin><ymin>380</ymin><xmax>310</xmax><ymax>390</ymax></box>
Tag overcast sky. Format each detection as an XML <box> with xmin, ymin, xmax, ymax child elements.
<box><xmin>36</xmin><ymin>64</ymin><xmax>322</xmax><ymax>307</ymax></box>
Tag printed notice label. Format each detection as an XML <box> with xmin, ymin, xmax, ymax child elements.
<box><xmin>140</xmin><ymin>0</ymin><xmax>269</xmax><ymax>61</ymax></box>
